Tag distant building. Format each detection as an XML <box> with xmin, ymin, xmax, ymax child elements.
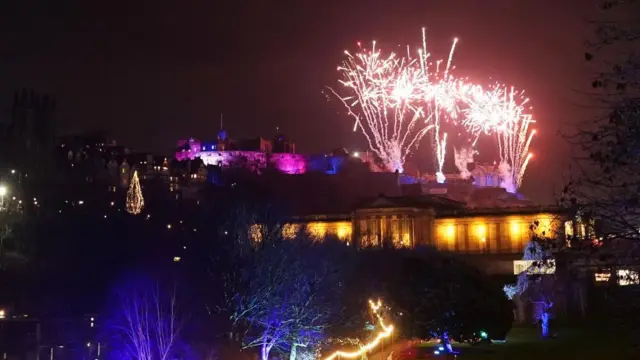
<box><xmin>272</xmin><ymin>133</ymin><xmax>295</xmax><ymax>153</ymax></box>
<box><xmin>3</xmin><ymin>89</ymin><xmax>57</xmax><ymax>176</ymax></box>
<box><xmin>175</xmin><ymin>129</ymin><xmax>307</xmax><ymax>174</ymax></box>
<box><xmin>265</xmin><ymin>183</ymin><xmax>575</xmax><ymax>276</ymax></box>
<box><xmin>471</xmin><ymin>163</ymin><xmax>502</xmax><ymax>187</ymax></box>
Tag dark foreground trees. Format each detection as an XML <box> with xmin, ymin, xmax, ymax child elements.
<box><xmin>351</xmin><ymin>248</ymin><xmax>513</xmax><ymax>348</ymax></box>
<box><xmin>562</xmin><ymin>0</ymin><xmax>640</xmax><ymax>341</ymax></box>
<box><xmin>214</xmin><ymin>224</ymin><xmax>513</xmax><ymax>360</ymax></box>
<box><xmin>504</xmin><ymin>238</ymin><xmax>556</xmax><ymax>338</ymax></box>
<box><xmin>225</xmin><ymin>237</ymin><xmax>349</xmax><ymax>360</ymax></box>
<box><xmin>566</xmin><ymin>0</ymin><xmax>640</xmax><ymax>244</ymax></box>
<box><xmin>9</xmin><ymin>188</ymin><xmax>513</xmax><ymax>359</ymax></box>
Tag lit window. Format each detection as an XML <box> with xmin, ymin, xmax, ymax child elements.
<box><xmin>401</xmin><ymin>233</ymin><xmax>411</xmax><ymax>247</ymax></box>
<box><xmin>513</xmin><ymin>259</ymin><xmax>556</xmax><ymax>275</ymax></box>
<box><xmin>282</xmin><ymin>224</ymin><xmax>299</xmax><ymax>239</ymax></box>
<box><xmin>446</xmin><ymin>224</ymin><xmax>455</xmax><ymax>240</ymax></box>
<box><xmin>618</xmin><ymin>269</ymin><xmax>639</xmax><ymax>286</ymax></box>
<box><xmin>250</xmin><ymin>224</ymin><xmax>263</xmax><ymax>242</ymax></box>
<box><xmin>307</xmin><ymin>222</ymin><xmax>328</xmax><ymax>240</ymax></box>
<box><xmin>173</xmin><ymin>256</ymin><xmax>181</xmax><ymax>262</ymax></box>
<box><xmin>564</xmin><ymin>221</ymin><xmax>574</xmax><ymax>237</ymax></box>
<box><xmin>336</xmin><ymin>225</ymin><xmax>350</xmax><ymax>241</ymax></box>
<box><xmin>475</xmin><ymin>224</ymin><xmax>486</xmax><ymax>243</ymax></box>
<box><xmin>579</xmin><ymin>223</ymin><xmax>586</xmax><ymax>238</ymax></box>
<box><xmin>510</xmin><ymin>222</ymin><xmax>520</xmax><ymax>236</ymax></box>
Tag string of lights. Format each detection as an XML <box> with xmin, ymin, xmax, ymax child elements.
<box><xmin>323</xmin><ymin>299</ymin><xmax>394</xmax><ymax>360</ymax></box>
<box><xmin>125</xmin><ymin>171</ymin><xmax>144</xmax><ymax>215</ymax></box>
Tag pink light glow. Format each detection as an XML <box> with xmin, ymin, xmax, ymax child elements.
<box><xmin>269</xmin><ymin>153</ymin><xmax>306</xmax><ymax>174</ymax></box>
<box><xmin>175</xmin><ymin>138</ymin><xmax>201</xmax><ymax>161</ymax></box>
<box><xmin>175</xmin><ymin>141</ymin><xmax>307</xmax><ymax>175</ymax></box>
<box><xmin>200</xmin><ymin>151</ymin><xmax>267</xmax><ymax>168</ymax></box>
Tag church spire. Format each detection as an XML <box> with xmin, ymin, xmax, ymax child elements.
<box><xmin>217</xmin><ymin>113</ymin><xmax>228</xmax><ymax>141</ymax></box>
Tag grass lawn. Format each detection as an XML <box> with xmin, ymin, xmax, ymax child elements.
<box><xmin>446</xmin><ymin>327</ymin><xmax>639</xmax><ymax>360</ymax></box>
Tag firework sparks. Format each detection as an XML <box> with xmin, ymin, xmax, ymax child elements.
<box><xmin>463</xmin><ymin>85</ymin><xmax>535</xmax><ymax>192</ymax></box>
<box><xmin>454</xmin><ymin>146</ymin><xmax>475</xmax><ymax>179</ymax></box>
<box><xmin>331</xmin><ymin>29</ymin><xmax>461</xmax><ymax>173</ymax></box>
<box><xmin>499</xmin><ymin>117</ymin><xmax>535</xmax><ymax>193</ymax></box>
<box><xmin>331</xmin><ymin>30</ymin><xmax>536</xmax><ymax>192</ymax></box>
<box><xmin>461</xmin><ymin>84</ymin><xmax>529</xmax><ymax>141</ymax></box>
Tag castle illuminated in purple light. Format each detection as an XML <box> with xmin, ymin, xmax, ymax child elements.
<box><xmin>174</xmin><ymin>127</ymin><xmax>507</xmax><ymax>188</ymax></box>
<box><xmin>175</xmin><ymin>128</ymin><xmax>314</xmax><ymax>174</ymax></box>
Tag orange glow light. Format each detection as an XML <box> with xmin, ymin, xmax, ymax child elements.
<box><xmin>323</xmin><ymin>299</ymin><xmax>394</xmax><ymax>360</ymax></box>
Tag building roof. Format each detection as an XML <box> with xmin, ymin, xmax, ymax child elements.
<box><xmin>352</xmin><ymin>192</ymin><xmax>562</xmax><ymax>218</ymax></box>
<box><xmin>436</xmin><ymin>205</ymin><xmax>565</xmax><ymax>218</ymax></box>
<box><xmin>354</xmin><ymin>194</ymin><xmax>466</xmax><ymax>212</ymax></box>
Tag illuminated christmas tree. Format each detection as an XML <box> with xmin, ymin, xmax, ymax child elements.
<box><xmin>126</xmin><ymin>170</ymin><xmax>144</xmax><ymax>215</ymax></box>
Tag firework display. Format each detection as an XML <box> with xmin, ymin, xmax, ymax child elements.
<box><xmin>462</xmin><ymin>84</ymin><xmax>535</xmax><ymax>192</ymax></box>
<box><xmin>330</xmin><ymin>29</ymin><xmax>461</xmax><ymax>173</ymax></box>
<box><xmin>332</xmin><ymin>29</ymin><xmax>535</xmax><ymax>192</ymax></box>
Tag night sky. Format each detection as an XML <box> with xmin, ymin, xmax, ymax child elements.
<box><xmin>0</xmin><ymin>0</ymin><xmax>603</xmax><ymax>202</ymax></box>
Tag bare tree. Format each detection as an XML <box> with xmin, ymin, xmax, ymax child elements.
<box><xmin>504</xmin><ymin>237</ymin><xmax>556</xmax><ymax>338</ymax></box>
<box><xmin>0</xmin><ymin>221</ymin><xmax>12</xmax><ymax>270</ymax></box>
<box><xmin>229</xmin><ymin>242</ymin><xmax>292</xmax><ymax>360</ymax></box>
<box><xmin>0</xmin><ymin>212</ymin><xmax>26</xmax><ymax>270</ymax></box>
<box><xmin>284</xmin><ymin>245</ymin><xmax>341</xmax><ymax>360</ymax></box>
<box><xmin>564</xmin><ymin>0</ymin><xmax>640</xmax><ymax>246</ymax></box>
<box><xmin>118</xmin><ymin>283</ymin><xmax>181</xmax><ymax>360</ymax></box>
<box><xmin>225</xmin><ymin>234</ymin><xmax>345</xmax><ymax>360</ymax></box>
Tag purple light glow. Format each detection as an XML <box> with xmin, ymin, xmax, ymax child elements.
<box><xmin>269</xmin><ymin>154</ymin><xmax>306</xmax><ymax>175</ymax></box>
<box><xmin>175</xmin><ymin>138</ymin><xmax>201</xmax><ymax>161</ymax></box>
<box><xmin>176</xmin><ymin>139</ymin><xmax>307</xmax><ymax>174</ymax></box>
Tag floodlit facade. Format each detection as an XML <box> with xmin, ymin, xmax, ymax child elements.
<box><xmin>278</xmin><ymin>192</ymin><xmax>567</xmax><ymax>275</ymax></box>
<box><xmin>288</xmin><ymin>195</ymin><xmax>562</xmax><ymax>253</ymax></box>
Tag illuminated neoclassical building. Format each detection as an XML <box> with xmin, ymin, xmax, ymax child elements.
<box><xmin>289</xmin><ymin>194</ymin><xmax>562</xmax><ymax>251</ymax></box>
<box><xmin>352</xmin><ymin>195</ymin><xmax>561</xmax><ymax>252</ymax></box>
<box><xmin>283</xmin><ymin>186</ymin><xmax>566</xmax><ymax>274</ymax></box>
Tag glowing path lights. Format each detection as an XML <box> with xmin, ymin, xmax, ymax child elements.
<box><xmin>323</xmin><ymin>299</ymin><xmax>394</xmax><ymax>360</ymax></box>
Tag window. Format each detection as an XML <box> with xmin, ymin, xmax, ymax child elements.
<box><xmin>513</xmin><ymin>259</ymin><xmax>556</xmax><ymax>275</ymax></box>
<box><xmin>618</xmin><ymin>270</ymin><xmax>640</xmax><ymax>286</ymax></box>
<box><xmin>391</xmin><ymin>217</ymin><xmax>401</xmax><ymax>247</ymax></box>
<box><xmin>488</xmin><ymin>223</ymin><xmax>498</xmax><ymax>253</ymax></box>
<box><xmin>499</xmin><ymin>223</ymin><xmax>512</xmax><ymax>252</ymax></box>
